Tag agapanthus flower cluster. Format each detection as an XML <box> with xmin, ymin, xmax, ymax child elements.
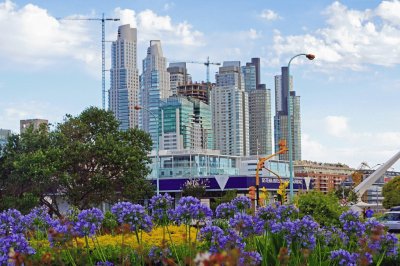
<box><xmin>218</xmin><ymin>228</ymin><xmax>245</xmax><ymax>251</ymax></box>
<box><xmin>275</xmin><ymin>204</ymin><xmax>299</xmax><ymax>222</ymax></box>
<box><xmin>238</xmin><ymin>251</ymin><xmax>262</xmax><ymax>266</ymax></box>
<box><xmin>198</xmin><ymin>225</ymin><xmax>225</xmax><ymax>253</ymax></box>
<box><xmin>0</xmin><ymin>234</ymin><xmax>35</xmax><ymax>265</ymax></box>
<box><xmin>339</xmin><ymin>210</ymin><xmax>365</xmax><ymax>237</ymax></box>
<box><xmin>148</xmin><ymin>246</ymin><xmax>172</xmax><ymax>264</ymax></box>
<box><xmin>111</xmin><ymin>202</ymin><xmax>153</xmax><ymax>233</ymax></box>
<box><xmin>257</xmin><ymin>204</ymin><xmax>279</xmax><ymax>230</ymax></box>
<box><xmin>47</xmin><ymin>218</ymin><xmax>74</xmax><ymax>247</ymax></box>
<box><xmin>95</xmin><ymin>261</ymin><xmax>114</xmax><ymax>266</ymax></box>
<box><xmin>0</xmin><ymin>209</ymin><xmax>25</xmax><ymax>236</ymax></box>
<box><xmin>215</xmin><ymin>203</ymin><xmax>236</xmax><ymax>219</ymax></box>
<box><xmin>169</xmin><ymin>196</ymin><xmax>212</xmax><ymax>225</ymax></box>
<box><xmin>73</xmin><ymin>208</ymin><xmax>104</xmax><ymax>237</ymax></box>
<box><xmin>379</xmin><ymin>233</ymin><xmax>398</xmax><ymax>257</ymax></box>
<box><xmin>317</xmin><ymin>226</ymin><xmax>349</xmax><ymax>247</ymax></box>
<box><xmin>148</xmin><ymin>193</ymin><xmax>173</xmax><ymax>225</ymax></box>
<box><xmin>230</xmin><ymin>196</ymin><xmax>251</xmax><ymax>212</ymax></box>
<box><xmin>330</xmin><ymin>249</ymin><xmax>359</xmax><ymax>266</ymax></box>
<box><xmin>229</xmin><ymin>213</ymin><xmax>264</xmax><ymax>238</ymax></box>
<box><xmin>23</xmin><ymin>206</ymin><xmax>54</xmax><ymax>233</ymax></box>
<box><xmin>277</xmin><ymin>215</ymin><xmax>319</xmax><ymax>250</ymax></box>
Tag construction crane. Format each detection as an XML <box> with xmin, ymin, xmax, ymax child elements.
<box><xmin>57</xmin><ymin>13</ymin><xmax>120</xmax><ymax>110</ymax></box>
<box><xmin>187</xmin><ymin>56</ymin><xmax>221</xmax><ymax>84</ymax></box>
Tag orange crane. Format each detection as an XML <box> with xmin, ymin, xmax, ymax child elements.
<box><xmin>187</xmin><ymin>57</ymin><xmax>221</xmax><ymax>84</ymax></box>
<box><xmin>57</xmin><ymin>13</ymin><xmax>120</xmax><ymax>110</ymax></box>
<box><xmin>255</xmin><ymin>140</ymin><xmax>288</xmax><ymax>205</ymax></box>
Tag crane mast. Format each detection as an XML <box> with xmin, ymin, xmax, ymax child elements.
<box><xmin>57</xmin><ymin>13</ymin><xmax>120</xmax><ymax>109</ymax></box>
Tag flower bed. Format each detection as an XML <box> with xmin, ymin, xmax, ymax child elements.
<box><xmin>0</xmin><ymin>194</ymin><xmax>399</xmax><ymax>265</ymax></box>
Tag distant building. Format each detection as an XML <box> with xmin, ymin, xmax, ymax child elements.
<box><xmin>177</xmin><ymin>82</ymin><xmax>210</xmax><ymax>105</ymax></box>
<box><xmin>20</xmin><ymin>119</ymin><xmax>48</xmax><ymax>133</ymax></box>
<box><xmin>294</xmin><ymin>160</ymin><xmax>354</xmax><ymax>193</ymax></box>
<box><xmin>109</xmin><ymin>24</ymin><xmax>139</xmax><ymax>130</ymax></box>
<box><xmin>159</xmin><ymin>95</ymin><xmax>213</xmax><ymax>150</ymax></box>
<box><xmin>242</xmin><ymin>57</ymin><xmax>272</xmax><ymax>156</ymax></box>
<box><xmin>139</xmin><ymin>40</ymin><xmax>170</xmax><ymax>149</ymax></box>
<box><xmin>274</xmin><ymin>67</ymin><xmax>301</xmax><ymax>161</ymax></box>
<box><xmin>0</xmin><ymin>129</ymin><xmax>11</xmax><ymax>150</ymax></box>
<box><xmin>212</xmin><ymin>61</ymin><xmax>249</xmax><ymax>156</ymax></box>
<box><xmin>167</xmin><ymin>62</ymin><xmax>192</xmax><ymax>96</ymax></box>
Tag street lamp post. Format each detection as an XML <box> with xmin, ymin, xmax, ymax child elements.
<box><xmin>134</xmin><ymin>105</ymin><xmax>160</xmax><ymax>195</ymax></box>
<box><xmin>287</xmin><ymin>53</ymin><xmax>315</xmax><ymax>201</ymax></box>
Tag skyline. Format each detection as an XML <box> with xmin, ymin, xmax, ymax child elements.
<box><xmin>1</xmin><ymin>0</ymin><xmax>400</xmax><ymax>169</ymax></box>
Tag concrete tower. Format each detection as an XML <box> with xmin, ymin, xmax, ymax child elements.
<box><xmin>109</xmin><ymin>24</ymin><xmax>139</xmax><ymax>130</ymax></box>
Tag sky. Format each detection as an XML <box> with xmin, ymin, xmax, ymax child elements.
<box><xmin>1</xmin><ymin>0</ymin><xmax>400</xmax><ymax>170</ymax></box>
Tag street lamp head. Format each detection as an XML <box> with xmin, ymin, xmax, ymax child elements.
<box><xmin>306</xmin><ymin>54</ymin><xmax>315</xmax><ymax>60</ymax></box>
<box><xmin>134</xmin><ymin>105</ymin><xmax>142</xmax><ymax>111</ymax></box>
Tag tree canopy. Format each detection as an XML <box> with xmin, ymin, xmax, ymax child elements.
<box><xmin>0</xmin><ymin>107</ymin><xmax>154</xmax><ymax>215</ymax></box>
<box><xmin>382</xmin><ymin>176</ymin><xmax>400</xmax><ymax>209</ymax></box>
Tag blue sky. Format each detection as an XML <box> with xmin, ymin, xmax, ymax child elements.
<box><xmin>1</xmin><ymin>0</ymin><xmax>400</xmax><ymax>170</ymax></box>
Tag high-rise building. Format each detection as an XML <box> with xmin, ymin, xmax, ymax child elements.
<box><xmin>139</xmin><ymin>40</ymin><xmax>170</xmax><ymax>148</ymax></box>
<box><xmin>167</xmin><ymin>62</ymin><xmax>192</xmax><ymax>96</ymax></box>
<box><xmin>159</xmin><ymin>96</ymin><xmax>213</xmax><ymax>150</ymax></box>
<box><xmin>248</xmin><ymin>86</ymin><xmax>272</xmax><ymax>156</ymax></box>
<box><xmin>242</xmin><ymin>58</ymin><xmax>272</xmax><ymax>156</ymax></box>
<box><xmin>274</xmin><ymin>66</ymin><xmax>301</xmax><ymax>161</ymax></box>
<box><xmin>212</xmin><ymin>61</ymin><xmax>249</xmax><ymax>156</ymax></box>
<box><xmin>109</xmin><ymin>24</ymin><xmax>139</xmax><ymax>130</ymax></box>
<box><xmin>20</xmin><ymin>119</ymin><xmax>48</xmax><ymax>134</ymax></box>
<box><xmin>177</xmin><ymin>82</ymin><xmax>210</xmax><ymax>105</ymax></box>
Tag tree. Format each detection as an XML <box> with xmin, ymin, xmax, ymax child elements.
<box><xmin>334</xmin><ymin>186</ymin><xmax>358</xmax><ymax>205</ymax></box>
<box><xmin>0</xmin><ymin>107</ymin><xmax>154</xmax><ymax>215</ymax></box>
<box><xmin>382</xmin><ymin>176</ymin><xmax>400</xmax><ymax>209</ymax></box>
<box><xmin>296</xmin><ymin>191</ymin><xmax>347</xmax><ymax>226</ymax></box>
<box><xmin>0</xmin><ymin>124</ymin><xmax>61</xmax><ymax>214</ymax></box>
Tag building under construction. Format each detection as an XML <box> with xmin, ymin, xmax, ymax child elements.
<box><xmin>177</xmin><ymin>82</ymin><xmax>211</xmax><ymax>105</ymax></box>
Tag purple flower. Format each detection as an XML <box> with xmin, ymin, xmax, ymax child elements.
<box><xmin>330</xmin><ymin>249</ymin><xmax>359</xmax><ymax>266</ymax></box>
<box><xmin>111</xmin><ymin>202</ymin><xmax>152</xmax><ymax>233</ymax></box>
<box><xmin>379</xmin><ymin>233</ymin><xmax>398</xmax><ymax>257</ymax></box>
<box><xmin>73</xmin><ymin>208</ymin><xmax>104</xmax><ymax>237</ymax></box>
<box><xmin>95</xmin><ymin>261</ymin><xmax>114</xmax><ymax>266</ymax></box>
<box><xmin>0</xmin><ymin>234</ymin><xmax>35</xmax><ymax>265</ymax></box>
<box><xmin>198</xmin><ymin>225</ymin><xmax>225</xmax><ymax>253</ymax></box>
<box><xmin>47</xmin><ymin>218</ymin><xmax>74</xmax><ymax>247</ymax></box>
<box><xmin>23</xmin><ymin>206</ymin><xmax>54</xmax><ymax>233</ymax></box>
<box><xmin>239</xmin><ymin>251</ymin><xmax>262</xmax><ymax>266</ymax></box>
<box><xmin>149</xmin><ymin>193</ymin><xmax>173</xmax><ymax>226</ymax></box>
<box><xmin>278</xmin><ymin>216</ymin><xmax>319</xmax><ymax>250</ymax></box>
<box><xmin>231</xmin><ymin>196</ymin><xmax>251</xmax><ymax>212</ymax></box>
<box><xmin>317</xmin><ymin>226</ymin><xmax>349</xmax><ymax>246</ymax></box>
<box><xmin>0</xmin><ymin>209</ymin><xmax>25</xmax><ymax>236</ymax></box>
<box><xmin>276</xmin><ymin>204</ymin><xmax>299</xmax><ymax>221</ymax></box>
<box><xmin>229</xmin><ymin>213</ymin><xmax>264</xmax><ymax>237</ymax></box>
<box><xmin>339</xmin><ymin>210</ymin><xmax>365</xmax><ymax>237</ymax></box>
<box><xmin>169</xmin><ymin>196</ymin><xmax>212</xmax><ymax>225</ymax></box>
<box><xmin>148</xmin><ymin>246</ymin><xmax>172</xmax><ymax>264</ymax></box>
<box><xmin>215</xmin><ymin>203</ymin><xmax>236</xmax><ymax>219</ymax></box>
<box><xmin>219</xmin><ymin>228</ymin><xmax>246</xmax><ymax>251</ymax></box>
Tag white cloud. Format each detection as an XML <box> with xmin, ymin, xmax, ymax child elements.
<box><xmin>260</xmin><ymin>9</ymin><xmax>280</xmax><ymax>21</ymax></box>
<box><xmin>114</xmin><ymin>8</ymin><xmax>204</xmax><ymax>46</ymax></box>
<box><xmin>164</xmin><ymin>2</ymin><xmax>175</xmax><ymax>11</ymax></box>
<box><xmin>248</xmin><ymin>28</ymin><xmax>261</xmax><ymax>39</ymax></box>
<box><xmin>0</xmin><ymin>100</ymin><xmax>64</xmax><ymax>132</ymax></box>
<box><xmin>272</xmin><ymin>1</ymin><xmax>400</xmax><ymax>70</ymax></box>
<box><xmin>324</xmin><ymin>116</ymin><xmax>349</xmax><ymax>137</ymax></box>
<box><xmin>0</xmin><ymin>0</ymin><xmax>100</xmax><ymax>68</ymax></box>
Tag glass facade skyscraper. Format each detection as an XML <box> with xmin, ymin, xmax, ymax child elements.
<box><xmin>139</xmin><ymin>40</ymin><xmax>170</xmax><ymax>149</ymax></box>
<box><xmin>159</xmin><ymin>96</ymin><xmax>213</xmax><ymax>150</ymax></box>
<box><xmin>274</xmin><ymin>66</ymin><xmax>301</xmax><ymax>161</ymax></box>
<box><xmin>109</xmin><ymin>24</ymin><xmax>139</xmax><ymax>130</ymax></box>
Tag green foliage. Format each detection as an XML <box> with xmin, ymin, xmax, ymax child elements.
<box><xmin>333</xmin><ymin>186</ymin><xmax>358</xmax><ymax>204</ymax></box>
<box><xmin>101</xmin><ymin>211</ymin><xmax>118</xmax><ymax>235</ymax></box>
<box><xmin>296</xmin><ymin>191</ymin><xmax>347</xmax><ymax>226</ymax></box>
<box><xmin>0</xmin><ymin>107</ymin><xmax>154</xmax><ymax>215</ymax></box>
<box><xmin>210</xmin><ymin>190</ymin><xmax>237</xmax><ymax>210</ymax></box>
<box><xmin>382</xmin><ymin>176</ymin><xmax>400</xmax><ymax>209</ymax></box>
